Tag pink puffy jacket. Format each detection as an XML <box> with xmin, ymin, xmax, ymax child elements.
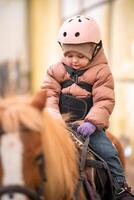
<box><xmin>41</xmin><ymin>48</ymin><xmax>115</xmax><ymax>129</ymax></box>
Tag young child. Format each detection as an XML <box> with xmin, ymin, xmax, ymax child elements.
<box><xmin>41</xmin><ymin>15</ymin><xmax>134</xmax><ymax>200</ymax></box>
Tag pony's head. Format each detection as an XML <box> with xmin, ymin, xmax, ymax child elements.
<box><xmin>0</xmin><ymin>91</ymin><xmax>47</xmax><ymax>200</ymax></box>
<box><xmin>0</xmin><ymin>90</ymin><xmax>79</xmax><ymax>200</ymax></box>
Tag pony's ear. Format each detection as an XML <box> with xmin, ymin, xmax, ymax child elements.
<box><xmin>30</xmin><ymin>89</ymin><xmax>47</xmax><ymax>111</ymax></box>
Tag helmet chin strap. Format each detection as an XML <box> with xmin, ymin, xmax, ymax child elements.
<box><xmin>91</xmin><ymin>40</ymin><xmax>102</xmax><ymax>61</ymax></box>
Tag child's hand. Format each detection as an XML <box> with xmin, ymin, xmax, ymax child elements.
<box><xmin>71</xmin><ymin>120</ymin><xmax>84</xmax><ymax>126</ymax></box>
<box><xmin>77</xmin><ymin>121</ymin><xmax>96</xmax><ymax>136</ymax></box>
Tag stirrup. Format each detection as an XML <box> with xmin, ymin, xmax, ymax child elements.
<box><xmin>116</xmin><ymin>182</ymin><xmax>134</xmax><ymax>198</ymax></box>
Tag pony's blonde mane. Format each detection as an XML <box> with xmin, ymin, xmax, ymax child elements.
<box><xmin>0</xmin><ymin>96</ymin><xmax>80</xmax><ymax>200</ymax></box>
<box><xmin>41</xmin><ymin>111</ymin><xmax>79</xmax><ymax>200</ymax></box>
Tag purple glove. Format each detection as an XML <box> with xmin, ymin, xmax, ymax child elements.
<box><xmin>77</xmin><ymin>122</ymin><xmax>96</xmax><ymax>136</ymax></box>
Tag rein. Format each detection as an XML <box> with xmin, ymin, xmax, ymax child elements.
<box><xmin>69</xmin><ymin>128</ymin><xmax>114</xmax><ymax>200</ymax></box>
<box><xmin>69</xmin><ymin>129</ymin><xmax>97</xmax><ymax>200</ymax></box>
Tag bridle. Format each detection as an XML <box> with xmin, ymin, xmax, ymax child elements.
<box><xmin>0</xmin><ymin>153</ymin><xmax>46</xmax><ymax>200</ymax></box>
<box><xmin>0</xmin><ymin>185</ymin><xmax>43</xmax><ymax>200</ymax></box>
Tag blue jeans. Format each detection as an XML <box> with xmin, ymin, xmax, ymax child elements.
<box><xmin>89</xmin><ymin>129</ymin><xmax>126</xmax><ymax>188</ymax></box>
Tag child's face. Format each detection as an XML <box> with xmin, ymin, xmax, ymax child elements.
<box><xmin>65</xmin><ymin>51</ymin><xmax>89</xmax><ymax>70</ymax></box>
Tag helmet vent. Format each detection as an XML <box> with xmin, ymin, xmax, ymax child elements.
<box><xmin>75</xmin><ymin>32</ymin><xmax>80</xmax><ymax>37</ymax></box>
<box><xmin>86</xmin><ymin>17</ymin><xmax>90</xmax><ymax>20</ymax></box>
<box><xmin>78</xmin><ymin>19</ymin><xmax>82</xmax><ymax>22</ymax></box>
<box><xmin>68</xmin><ymin>19</ymin><xmax>73</xmax><ymax>22</ymax></box>
<box><xmin>63</xmin><ymin>32</ymin><xmax>67</xmax><ymax>37</ymax></box>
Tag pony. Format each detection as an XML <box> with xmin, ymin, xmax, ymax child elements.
<box><xmin>0</xmin><ymin>91</ymin><xmax>90</xmax><ymax>200</ymax></box>
<box><xmin>0</xmin><ymin>90</ymin><xmax>125</xmax><ymax>200</ymax></box>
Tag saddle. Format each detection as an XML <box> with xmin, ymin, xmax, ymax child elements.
<box><xmin>71</xmin><ymin>128</ymin><xmax>114</xmax><ymax>200</ymax></box>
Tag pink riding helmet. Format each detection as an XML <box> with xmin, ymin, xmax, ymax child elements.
<box><xmin>58</xmin><ymin>15</ymin><xmax>101</xmax><ymax>44</ymax></box>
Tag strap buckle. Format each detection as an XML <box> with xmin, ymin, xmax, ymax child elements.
<box><xmin>118</xmin><ymin>188</ymin><xmax>126</xmax><ymax>195</ymax></box>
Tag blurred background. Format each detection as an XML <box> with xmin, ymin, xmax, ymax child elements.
<box><xmin>0</xmin><ymin>0</ymin><xmax>134</xmax><ymax>186</ymax></box>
